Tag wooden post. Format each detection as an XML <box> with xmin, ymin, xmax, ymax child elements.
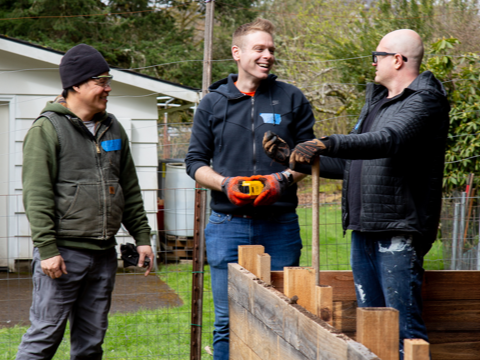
<box><xmin>315</xmin><ymin>285</ymin><xmax>333</xmax><ymax>325</ymax></box>
<box><xmin>238</xmin><ymin>245</ymin><xmax>265</xmax><ymax>277</ymax></box>
<box><xmin>256</xmin><ymin>253</ymin><xmax>271</xmax><ymax>284</ymax></box>
<box><xmin>201</xmin><ymin>0</ymin><xmax>215</xmax><ymax>97</ymax></box>
<box><xmin>357</xmin><ymin>307</ymin><xmax>399</xmax><ymax>360</ymax></box>
<box><xmin>284</xmin><ymin>267</ymin><xmax>315</xmax><ymax>313</ymax></box>
<box><xmin>191</xmin><ymin>1</ymin><xmax>215</xmax><ymax>359</ymax></box>
<box><xmin>312</xmin><ymin>157</ymin><xmax>320</xmax><ymax>286</ymax></box>
<box><xmin>404</xmin><ymin>339</ymin><xmax>430</xmax><ymax>360</ymax></box>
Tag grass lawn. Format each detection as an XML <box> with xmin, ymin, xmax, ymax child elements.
<box><xmin>296</xmin><ymin>204</ymin><xmax>445</xmax><ymax>271</ymax></box>
<box><xmin>0</xmin><ymin>204</ymin><xmax>445</xmax><ymax>359</ymax></box>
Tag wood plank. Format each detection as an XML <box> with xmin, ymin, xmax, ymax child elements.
<box><xmin>423</xmin><ymin>300</ymin><xmax>480</xmax><ymax>331</ymax></box>
<box><xmin>230</xmin><ymin>299</ymin><xmax>280</xmax><ymax>360</ymax></box>
<box><xmin>430</xmin><ymin>341</ymin><xmax>480</xmax><ymax>360</ymax></box>
<box><xmin>271</xmin><ymin>270</ymin><xmax>284</xmax><ymax>293</ymax></box>
<box><xmin>357</xmin><ymin>307</ymin><xmax>399</xmax><ymax>360</ymax></box>
<box><xmin>404</xmin><ymin>339</ymin><xmax>429</xmax><ymax>360</ymax></box>
<box><xmin>230</xmin><ymin>297</ymin><xmax>309</xmax><ymax>360</ymax></box>
<box><xmin>319</xmin><ymin>271</ymin><xmax>356</xmax><ymax>301</ymax></box>
<box><xmin>271</xmin><ymin>270</ymin><xmax>480</xmax><ymax>301</ymax></box>
<box><xmin>333</xmin><ymin>300</ymin><xmax>357</xmax><ymax>333</ymax></box>
<box><xmin>428</xmin><ymin>331</ymin><xmax>480</xmax><ymax>344</ymax></box>
<box><xmin>238</xmin><ymin>245</ymin><xmax>264</xmax><ymax>277</ymax></box>
<box><xmin>284</xmin><ymin>267</ymin><xmax>316</xmax><ymax>313</ymax></box>
<box><xmin>257</xmin><ymin>253</ymin><xmax>271</xmax><ymax>285</ymax></box>
<box><xmin>423</xmin><ymin>271</ymin><xmax>480</xmax><ymax>300</ymax></box>
<box><xmin>315</xmin><ymin>285</ymin><xmax>333</xmax><ymax>325</ymax></box>
<box><xmin>228</xmin><ymin>263</ymin><xmax>379</xmax><ymax>360</ymax></box>
<box><xmin>230</xmin><ymin>329</ymin><xmax>260</xmax><ymax>360</ymax></box>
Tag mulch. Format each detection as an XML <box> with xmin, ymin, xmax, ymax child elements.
<box><xmin>0</xmin><ymin>271</ymin><xmax>183</xmax><ymax>328</ymax></box>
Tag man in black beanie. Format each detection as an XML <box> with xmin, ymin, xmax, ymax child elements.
<box><xmin>16</xmin><ymin>44</ymin><xmax>154</xmax><ymax>360</ymax></box>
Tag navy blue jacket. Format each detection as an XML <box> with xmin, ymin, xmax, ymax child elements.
<box><xmin>186</xmin><ymin>74</ymin><xmax>315</xmax><ymax>215</ymax></box>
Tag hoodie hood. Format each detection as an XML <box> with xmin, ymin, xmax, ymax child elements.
<box><xmin>209</xmin><ymin>73</ymin><xmax>278</xmax><ymax>99</ymax></box>
<box><xmin>407</xmin><ymin>70</ymin><xmax>448</xmax><ymax>98</ymax></box>
<box><xmin>42</xmin><ymin>96</ymin><xmax>109</xmax><ymax>123</ymax></box>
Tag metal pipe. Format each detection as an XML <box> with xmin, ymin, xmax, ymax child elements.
<box><xmin>477</xmin><ymin>208</ymin><xmax>480</xmax><ymax>270</ymax></box>
<box><xmin>458</xmin><ymin>193</ymin><xmax>466</xmax><ymax>269</ymax></box>
<box><xmin>451</xmin><ymin>202</ymin><xmax>459</xmax><ymax>270</ymax></box>
<box><xmin>312</xmin><ymin>157</ymin><xmax>320</xmax><ymax>286</ymax></box>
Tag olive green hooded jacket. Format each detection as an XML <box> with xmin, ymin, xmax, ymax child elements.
<box><xmin>22</xmin><ymin>100</ymin><xmax>151</xmax><ymax>260</ymax></box>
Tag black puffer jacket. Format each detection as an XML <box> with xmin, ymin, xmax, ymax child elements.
<box><xmin>321</xmin><ymin>71</ymin><xmax>450</xmax><ymax>251</ymax></box>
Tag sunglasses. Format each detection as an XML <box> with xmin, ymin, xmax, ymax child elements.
<box><xmin>372</xmin><ymin>51</ymin><xmax>408</xmax><ymax>64</ymax></box>
<box><xmin>91</xmin><ymin>75</ymin><xmax>113</xmax><ymax>88</ymax></box>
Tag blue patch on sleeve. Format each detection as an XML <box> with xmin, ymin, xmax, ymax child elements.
<box><xmin>260</xmin><ymin>113</ymin><xmax>282</xmax><ymax>125</ymax></box>
<box><xmin>101</xmin><ymin>139</ymin><xmax>122</xmax><ymax>152</ymax></box>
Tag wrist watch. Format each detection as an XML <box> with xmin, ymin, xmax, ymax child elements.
<box><xmin>281</xmin><ymin>171</ymin><xmax>294</xmax><ymax>186</ymax></box>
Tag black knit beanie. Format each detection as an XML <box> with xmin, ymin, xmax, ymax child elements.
<box><xmin>59</xmin><ymin>44</ymin><xmax>110</xmax><ymax>89</ymax></box>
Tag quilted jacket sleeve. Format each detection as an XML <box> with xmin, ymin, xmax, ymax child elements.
<box><xmin>328</xmin><ymin>91</ymin><xmax>449</xmax><ymax>159</ymax></box>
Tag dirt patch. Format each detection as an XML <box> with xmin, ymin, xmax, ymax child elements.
<box><xmin>0</xmin><ymin>272</ymin><xmax>183</xmax><ymax>328</ymax></box>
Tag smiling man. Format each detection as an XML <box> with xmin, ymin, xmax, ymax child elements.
<box><xmin>185</xmin><ymin>18</ymin><xmax>315</xmax><ymax>359</ymax></box>
<box><xmin>16</xmin><ymin>44</ymin><xmax>153</xmax><ymax>360</ymax></box>
<box><xmin>264</xmin><ymin>29</ymin><xmax>450</xmax><ymax>359</ymax></box>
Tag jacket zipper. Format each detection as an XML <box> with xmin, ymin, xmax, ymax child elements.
<box><xmin>251</xmin><ymin>97</ymin><xmax>256</xmax><ymax>174</ymax></box>
<box><xmin>95</xmin><ymin>121</ymin><xmax>113</xmax><ymax>240</ymax></box>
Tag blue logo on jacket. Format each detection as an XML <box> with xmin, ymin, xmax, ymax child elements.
<box><xmin>101</xmin><ymin>139</ymin><xmax>122</xmax><ymax>152</ymax></box>
<box><xmin>260</xmin><ymin>113</ymin><xmax>281</xmax><ymax>125</ymax></box>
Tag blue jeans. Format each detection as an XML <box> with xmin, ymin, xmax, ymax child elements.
<box><xmin>350</xmin><ymin>231</ymin><xmax>428</xmax><ymax>360</ymax></box>
<box><xmin>205</xmin><ymin>210</ymin><xmax>302</xmax><ymax>360</ymax></box>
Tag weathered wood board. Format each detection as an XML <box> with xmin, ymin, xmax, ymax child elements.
<box><xmin>229</xmin><ymin>263</ymin><xmax>380</xmax><ymax>360</ymax></box>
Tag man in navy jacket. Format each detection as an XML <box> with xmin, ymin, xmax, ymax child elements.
<box><xmin>186</xmin><ymin>18</ymin><xmax>315</xmax><ymax>359</ymax></box>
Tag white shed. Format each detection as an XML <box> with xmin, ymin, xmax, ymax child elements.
<box><xmin>0</xmin><ymin>35</ymin><xmax>200</xmax><ymax>271</ymax></box>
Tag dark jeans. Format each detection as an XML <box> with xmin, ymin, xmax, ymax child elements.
<box><xmin>16</xmin><ymin>246</ymin><xmax>117</xmax><ymax>360</ymax></box>
<box><xmin>350</xmin><ymin>231</ymin><xmax>428</xmax><ymax>360</ymax></box>
<box><xmin>205</xmin><ymin>210</ymin><xmax>302</xmax><ymax>360</ymax></box>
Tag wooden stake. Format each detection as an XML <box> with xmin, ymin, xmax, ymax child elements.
<box><xmin>256</xmin><ymin>253</ymin><xmax>271</xmax><ymax>285</ymax></box>
<box><xmin>312</xmin><ymin>157</ymin><xmax>320</xmax><ymax>286</ymax></box>
<box><xmin>238</xmin><ymin>245</ymin><xmax>264</xmax><ymax>277</ymax></box>
<box><xmin>201</xmin><ymin>0</ymin><xmax>215</xmax><ymax>97</ymax></box>
<box><xmin>357</xmin><ymin>307</ymin><xmax>399</xmax><ymax>360</ymax></box>
<box><xmin>284</xmin><ymin>267</ymin><xmax>316</xmax><ymax>313</ymax></box>
<box><xmin>315</xmin><ymin>285</ymin><xmax>333</xmax><ymax>325</ymax></box>
<box><xmin>404</xmin><ymin>339</ymin><xmax>430</xmax><ymax>360</ymax></box>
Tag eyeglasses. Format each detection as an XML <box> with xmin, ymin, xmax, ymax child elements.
<box><xmin>91</xmin><ymin>75</ymin><xmax>113</xmax><ymax>88</ymax></box>
<box><xmin>372</xmin><ymin>51</ymin><xmax>408</xmax><ymax>64</ymax></box>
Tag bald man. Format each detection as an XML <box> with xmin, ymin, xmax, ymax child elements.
<box><xmin>263</xmin><ymin>29</ymin><xmax>450</xmax><ymax>358</ymax></box>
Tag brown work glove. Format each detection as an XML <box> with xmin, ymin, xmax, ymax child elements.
<box><xmin>221</xmin><ymin>176</ymin><xmax>255</xmax><ymax>206</ymax></box>
<box><xmin>290</xmin><ymin>138</ymin><xmax>330</xmax><ymax>168</ymax></box>
<box><xmin>263</xmin><ymin>131</ymin><xmax>291</xmax><ymax>166</ymax></box>
<box><xmin>249</xmin><ymin>173</ymin><xmax>288</xmax><ymax>207</ymax></box>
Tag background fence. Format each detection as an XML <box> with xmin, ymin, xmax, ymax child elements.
<box><xmin>0</xmin><ymin>123</ymin><xmax>478</xmax><ymax>359</ymax></box>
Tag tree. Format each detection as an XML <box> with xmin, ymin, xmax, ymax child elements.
<box><xmin>424</xmin><ymin>38</ymin><xmax>480</xmax><ymax>191</ymax></box>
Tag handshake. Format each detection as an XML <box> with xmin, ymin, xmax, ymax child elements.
<box><xmin>262</xmin><ymin>131</ymin><xmax>330</xmax><ymax>168</ymax></box>
<box><xmin>222</xmin><ymin>132</ymin><xmax>329</xmax><ymax>207</ymax></box>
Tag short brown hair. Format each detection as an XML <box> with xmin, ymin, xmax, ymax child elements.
<box><xmin>232</xmin><ymin>18</ymin><xmax>275</xmax><ymax>48</ymax></box>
